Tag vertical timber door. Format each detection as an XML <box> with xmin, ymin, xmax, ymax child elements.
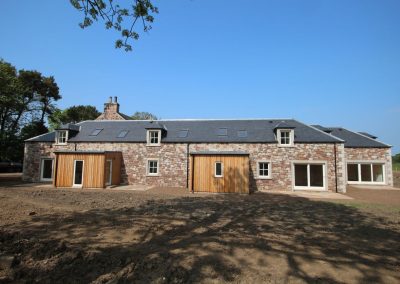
<box><xmin>192</xmin><ymin>155</ymin><xmax>249</xmax><ymax>193</ymax></box>
<box><xmin>105</xmin><ymin>159</ymin><xmax>112</xmax><ymax>185</ymax></box>
<box><xmin>73</xmin><ymin>160</ymin><xmax>84</xmax><ymax>187</ymax></box>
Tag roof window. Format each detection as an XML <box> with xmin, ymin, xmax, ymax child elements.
<box><xmin>89</xmin><ymin>128</ymin><xmax>103</xmax><ymax>136</ymax></box>
<box><xmin>178</xmin><ymin>130</ymin><xmax>189</xmax><ymax>138</ymax></box>
<box><xmin>217</xmin><ymin>128</ymin><xmax>228</xmax><ymax>136</ymax></box>
<box><xmin>117</xmin><ymin>130</ymin><xmax>129</xmax><ymax>138</ymax></box>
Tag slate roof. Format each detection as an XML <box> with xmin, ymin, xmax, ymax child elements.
<box><xmin>56</xmin><ymin>123</ymin><xmax>80</xmax><ymax>131</ymax></box>
<box><xmin>358</xmin><ymin>132</ymin><xmax>378</xmax><ymax>139</ymax></box>
<box><xmin>26</xmin><ymin>119</ymin><xmax>343</xmax><ymax>144</ymax></box>
<box><xmin>312</xmin><ymin>126</ymin><xmax>390</xmax><ymax>148</ymax></box>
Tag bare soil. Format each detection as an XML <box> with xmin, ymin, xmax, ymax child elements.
<box><xmin>0</xmin><ymin>177</ymin><xmax>399</xmax><ymax>283</ymax></box>
<box><xmin>393</xmin><ymin>171</ymin><xmax>400</xmax><ymax>188</ymax></box>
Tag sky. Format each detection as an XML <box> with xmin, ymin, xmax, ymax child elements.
<box><xmin>1</xmin><ymin>0</ymin><xmax>399</xmax><ymax>153</ymax></box>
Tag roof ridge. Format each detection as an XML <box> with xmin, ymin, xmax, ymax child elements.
<box><xmin>293</xmin><ymin>120</ymin><xmax>344</xmax><ymax>143</ymax></box>
<box><xmin>78</xmin><ymin>118</ymin><xmax>295</xmax><ymax>122</ymax></box>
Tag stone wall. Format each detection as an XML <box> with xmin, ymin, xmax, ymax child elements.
<box><xmin>24</xmin><ymin>141</ymin><xmax>349</xmax><ymax>192</ymax></box>
<box><xmin>189</xmin><ymin>143</ymin><xmax>346</xmax><ymax>192</ymax></box>
<box><xmin>345</xmin><ymin>147</ymin><xmax>393</xmax><ymax>186</ymax></box>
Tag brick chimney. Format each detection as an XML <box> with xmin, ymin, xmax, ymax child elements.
<box><xmin>96</xmin><ymin>96</ymin><xmax>128</xmax><ymax>120</ymax></box>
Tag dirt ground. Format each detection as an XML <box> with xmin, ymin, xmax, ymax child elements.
<box><xmin>393</xmin><ymin>171</ymin><xmax>400</xmax><ymax>188</ymax></box>
<box><xmin>0</xmin><ymin>176</ymin><xmax>399</xmax><ymax>283</ymax></box>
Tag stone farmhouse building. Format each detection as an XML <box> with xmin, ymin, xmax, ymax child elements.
<box><xmin>23</xmin><ymin>97</ymin><xmax>393</xmax><ymax>193</ymax></box>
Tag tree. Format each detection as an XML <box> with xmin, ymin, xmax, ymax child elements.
<box><xmin>70</xmin><ymin>0</ymin><xmax>158</xmax><ymax>51</ymax></box>
<box><xmin>131</xmin><ymin>111</ymin><xmax>158</xmax><ymax>120</ymax></box>
<box><xmin>49</xmin><ymin>105</ymin><xmax>101</xmax><ymax>129</ymax></box>
<box><xmin>0</xmin><ymin>59</ymin><xmax>61</xmax><ymax>162</ymax></box>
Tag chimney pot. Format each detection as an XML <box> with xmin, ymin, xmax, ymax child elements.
<box><xmin>109</xmin><ymin>96</ymin><xmax>112</xmax><ymax>103</ymax></box>
<box><xmin>114</xmin><ymin>96</ymin><xmax>118</xmax><ymax>103</ymax></box>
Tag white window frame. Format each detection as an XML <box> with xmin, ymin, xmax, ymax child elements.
<box><xmin>292</xmin><ymin>161</ymin><xmax>327</xmax><ymax>191</ymax></box>
<box><xmin>256</xmin><ymin>161</ymin><xmax>271</xmax><ymax>179</ymax></box>
<box><xmin>147</xmin><ymin>130</ymin><xmax>161</xmax><ymax>146</ymax></box>
<box><xmin>214</xmin><ymin>161</ymin><xmax>223</xmax><ymax>178</ymax></box>
<box><xmin>40</xmin><ymin>158</ymin><xmax>54</xmax><ymax>181</ymax></box>
<box><xmin>277</xmin><ymin>129</ymin><xmax>294</xmax><ymax>147</ymax></box>
<box><xmin>346</xmin><ymin>161</ymin><xmax>386</xmax><ymax>185</ymax></box>
<box><xmin>73</xmin><ymin>160</ymin><xmax>84</xmax><ymax>187</ymax></box>
<box><xmin>55</xmin><ymin>130</ymin><xmax>68</xmax><ymax>145</ymax></box>
<box><xmin>105</xmin><ymin>159</ymin><xmax>113</xmax><ymax>185</ymax></box>
<box><xmin>147</xmin><ymin>159</ymin><xmax>160</xmax><ymax>176</ymax></box>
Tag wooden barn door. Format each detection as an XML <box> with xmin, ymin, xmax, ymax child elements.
<box><xmin>192</xmin><ymin>155</ymin><xmax>249</xmax><ymax>193</ymax></box>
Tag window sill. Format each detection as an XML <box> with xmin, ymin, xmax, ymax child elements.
<box><xmin>256</xmin><ymin>176</ymin><xmax>272</xmax><ymax>180</ymax></box>
<box><xmin>146</xmin><ymin>144</ymin><xmax>161</xmax><ymax>147</ymax></box>
<box><xmin>278</xmin><ymin>144</ymin><xmax>295</xmax><ymax>148</ymax></box>
<box><xmin>147</xmin><ymin>174</ymin><xmax>160</xmax><ymax>177</ymax></box>
<box><xmin>293</xmin><ymin>187</ymin><xmax>327</xmax><ymax>191</ymax></box>
<box><xmin>55</xmin><ymin>143</ymin><xmax>68</xmax><ymax>146</ymax></box>
<box><xmin>347</xmin><ymin>181</ymin><xmax>385</xmax><ymax>185</ymax></box>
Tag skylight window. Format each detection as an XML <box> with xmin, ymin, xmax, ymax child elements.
<box><xmin>178</xmin><ymin>130</ymin><xmax>189</xmax><ymax>138</ymax></box>
<box><xmin>90</xmin><ymin>128</ymin><xmax>103</xmax><ymax>136</ymax></box>
<box><xmin>237</xmin><ymin>130</ymin><xmax>248</xmax><ymax>138</ymax></box>
<box><xmin>217</xmin><ymin>128</ymin><xmax>228</xmax><ymax>136</ymax></box>
<box><xmin>117</xmin><ymin>130</ymin><xmax>129</xmax><ymax>138</ymax></box>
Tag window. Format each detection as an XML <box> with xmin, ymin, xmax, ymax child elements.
<box><xmin>147</xmin><ymin>130</ymin><xmax>161</xmax><ymax>146</ymax></box>
<box><xmin>178</xmin><ymin>129</ymin><xmax>189</xmax><ymax>138</ymax></box>
<box><xmin>257</xmin><ymin>161</ymin><xmax>271</xmax><ymax>179</ymax></box>
<box><xmin>215</xmin><ymin>162</ymin><xmax>223</xmax><ymax>177</ymax></box>
<box><xmin>294</xmin><ymin>163</ymin><xmax>325</xmax><ymax>190</ymax></box>
<box><xmin>347</xmin><ymin>163</ymin><xmax>385</xmax><ymax>184</ymax></box>
<box><xmin>117</xmin><ymin>130</ymin><xmax>129</xmax><ymax>138</ymax></box>
<box><xmin>217</xmin><ymin>128</ymin><xmax>228</xmax><ymax>136</ymax></box>
<box><xmin>278</xmin><ymin>129</ymin><xmax>293</xmax><ymax>146</ymax></box>
<box><xmin>147</xmin><ymin>160</ymin><xmax>159</xmax><ymax>176</ymax></box>
<box><xmin>73</xmin><ymin>160</ymin><xmax>84</xmax><ymax>186</ymax></box>
<box><xmin>237</xmin><ymin>130</ymin><xmax>248</xmax><ymax>138</ymax></box>
<box><xmin>40</xmin><ymin>158</ymin><xmax>53</xmax><ymax>181</ymax></box>
<box><xmin>56</xmin><ymin>130</ymin><xmax>68</xmax><ymax>144</ymax></box>
<box><xmin>90</xmin><ymin>128</ymin><xmax>103</xmax><ymax>136</ymax></box>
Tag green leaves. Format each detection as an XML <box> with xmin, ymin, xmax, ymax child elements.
<box><xmin>0</xmin><ymin>59</ymin><xmax>61</xmax><ymax>162</ymax></box>
<box><xmin>70</xmin><ymin>0</ymin><xmax>159</xmax><ymax>52</ymax></box>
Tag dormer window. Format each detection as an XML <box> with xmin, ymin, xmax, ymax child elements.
<box><xmin>56</xmin><ymin>130</ymin><xmax>68</xmax><ymax>145</ymax></box>
<box><xmin>278</xmin><ymin>129</ymin><xmax>294</xmax><ymax>146</ymax></box>
<box><xmin>147</xmin><ymin>130</ymin><xmax>161</xmax><ymax>146</ymax></box>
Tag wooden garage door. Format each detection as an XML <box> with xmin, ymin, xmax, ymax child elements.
<box><xmin>192</xmin><ymin>155</ymin><xmax>249</xmax><ymax>193</ymax></box>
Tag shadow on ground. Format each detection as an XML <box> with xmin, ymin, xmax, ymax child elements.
<box><xmin>1</xmin><ymin>192</ymin><xmax>399</xmax><ymax>283</ymax></box>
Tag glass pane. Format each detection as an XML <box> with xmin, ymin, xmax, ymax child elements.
<box><xmin>105</xmin><ymin>161</ymin><xmax>112</xmax><ymax>184</ymax></box>
<box><xmin>310</xmin><ymin>164</ymin><xmax>324</xmax><ymax>187</ymax></box>
<box><xmin>373</xmin><ymin>164</ymin><xmax>384</xmax><ymax>182</ymax></box>
<box><xmin>259</xmin><ymin>162</ymin><xmax>269</xmax><ymax>177</ymax></box>
<box><xmin>42</xmin><ymin>159</ymin><xmax>53</xmax><ymax>179</ymax></box>
<box><xmin>347</xmin><ymin>164</ymin><xmax>359</xmax><ymax>181</ymax></box>
<box><xmin>74</xmin><ymin>161</ymin><xmax>83</xmax><ymax>185</ymax></box>
<box><xmin>361</xmin><ymin>164</ymin><xmax>372</xmax><ymax>182</ymax></box>
<box><xmin>215</xmin><ymin>162</ymin><xmax>222</xmax><ymax>176</ymax></box>
<box><xmin>295</xmin><ymin>164</ymin><xmax>308</xmax><ymax>186</ymax></box>
<box><xmin>149</xmin><ymin>161</ymin><xmax>158</xmax><ymax>173</ymax></box>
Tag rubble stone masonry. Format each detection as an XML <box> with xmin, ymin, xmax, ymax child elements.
<box><xmin>24</xmin><ymin>141</ymin><xmax>352</xmax><ymax>192</ymax></box>
<box><xmin>345</xmin><ymin>147</ymin><xmax>393</xmax><ymax>186</ymax></box>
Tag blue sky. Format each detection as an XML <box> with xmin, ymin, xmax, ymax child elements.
<box><xmin>1</xmin><ymin>0</ymin><xmax>399</xmax><ymax>153</ymax></box>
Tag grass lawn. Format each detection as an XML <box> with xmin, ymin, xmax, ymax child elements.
<box><xmin>0</xmin><ymin>183</ymin><xmax>399</xmax><ymax>283</ymax></box>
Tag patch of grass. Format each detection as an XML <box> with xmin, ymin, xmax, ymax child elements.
<box><xmin>393</xmin><ymin>162</ymin><xmax>400</xmax><ymax>172</ymax></box>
